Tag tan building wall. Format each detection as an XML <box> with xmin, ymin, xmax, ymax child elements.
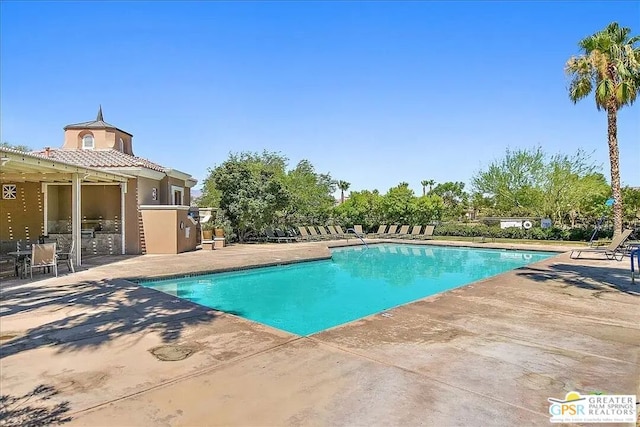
<box><xmin>177</xmin><ymin>209</ymin><xmax>198</xmax><ymax>252</ymax></box>
<box><xmin>82</xmin><ymin>185</ymin><xmax>120</xmax><ymax>219</ymax></box>
<box><xmin>160</xmin><ymin>176</ymin><xmax>191</xmax><ymax>205</ymax></box>
<box><xmin>0</xmin><ymin>182</ymin><xmax>45</xmax><ymax>241</ymax></box>
<box><xmin>62</xmin><ymin>128</ymin><xmax>133</xmax><ymax>154</ymax></box>
<box><xmin>137</xmin><ymin>177</ymin><xmax>162</xmax><ymax>206</ymax></box>
<box><xmin>140</xmin><ymin>208</ymin><xmax>177</xmax><ymax>254</ymax></box>
<box><xmin>140</xmin><ymin>206</ymin><xmax>197</xmax><ymax>254</ymax></box>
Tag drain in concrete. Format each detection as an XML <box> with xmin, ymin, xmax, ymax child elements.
<box><xmin>149</xmin><ymin>344</ymin><xmax>196</xmax><ymax>361</ymax></box>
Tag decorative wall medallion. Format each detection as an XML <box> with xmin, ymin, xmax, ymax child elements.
<box><xmin>2</xmin><ymin>184</ymin><xmax>17</xmax><ymax>200</ymax></box>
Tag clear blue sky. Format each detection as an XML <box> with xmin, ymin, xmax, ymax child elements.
<box><xmin>2</xmin><ymin>1</ymin><xmax>639</xmax><ymax>197</ymax></box>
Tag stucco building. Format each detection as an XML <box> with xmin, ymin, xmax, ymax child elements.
<box><xmin>0</xmin><ymin>108</ymin><xmax>198</xmax><ymax>264</ymax></box>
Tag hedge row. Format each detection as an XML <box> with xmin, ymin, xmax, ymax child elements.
<box><xmin>432</xmin><ymin>223</ymin><xmax>613</xmax><ymax>241</ymax></box>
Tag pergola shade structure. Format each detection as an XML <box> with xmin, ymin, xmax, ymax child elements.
<box><xmin>1</xmin><ymin>148</ymin><xmax>131</xmax><ymax>266</ymax></box>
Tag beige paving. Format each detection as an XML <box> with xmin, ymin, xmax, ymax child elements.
<box><xmin>0</xmin><ymin>240</ymin><xmax>638</xmax><ymax>426</ymax></box>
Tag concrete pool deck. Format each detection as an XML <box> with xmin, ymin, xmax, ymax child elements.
<box><xmin>0</xmin><ymin>240</ymin><xmax>638</xmax><ymax>426</ymax></box>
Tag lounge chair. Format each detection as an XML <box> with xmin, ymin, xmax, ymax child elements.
<box><xmin>416</xmin><ymin>225</ymin><xmax>435</xmax><ymax>240</ymax></box>
<box><xmin>570</xmin><ymin>229</ymin><xmax>633</xmax><ymax>261</ymax></box>
<box><xmin>383</xmin><ymin>225</ymin><xmax>398</xmax><ymax>238</ymax></box>
<box><xmin>335</xmin><ymin>225</ymin><xmax>347</xmax><ymax>237</ymax></box>
<box><xmin>307</xmin><ymin>226</ymin><xmax>330</xmax><ymax>240</ymax></box>
<box><xmin>368</xmin><ymin>225</ymin><xmax>388</xmax><ymax>238</ymax></box>
<box><xmin>353</xmin><ymin>225</ymin><xmax>366</xmax><ymax>237</ymax></box>
<box><xmin>392</xmin><ymin>225</ymin><xmax>410</xmax><ymax>238</ymax></box>
<box><xmin>403</xmin><ymin>225</ymin><xmax>422</xmax><ymax>239</ymax></box>
<box><xmin>297</xmin><ymin>226</ymin><xmax>314</xmax><ymax>241</ymax></box>
<box><xmin>327</xmin><ymin>225</ymin><xmax>344</xmax><ymax>239</ymax></box>
<box><xmin>275</xmin><ymin>229</ymin><xmax>298</xmax><ymax>242</ymax></box>
<box><xmin>317</xmin><ymin>226</ymin><xmax>332</xmax><ymax>239</ymax></box>
<box><xmin>265</xmin><ymin>228</ymin><xmax>295</xmax><ymax>243</ymax></box>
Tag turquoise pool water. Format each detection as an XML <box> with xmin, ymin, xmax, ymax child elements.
<box><xmin>141</xmin><ymin>244</ymin><xmax>555</xmax><ymax>335</ymax></box>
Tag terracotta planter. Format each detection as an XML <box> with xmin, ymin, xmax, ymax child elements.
<box><xmin>202</xmin><ymin>230</ymin><xmax>213</xmax><ymax>240</ymax></box>
<box><xmin>214</xmin><ymin>228</ymin><xmax>225</xmax><ymax>238</ymax></box>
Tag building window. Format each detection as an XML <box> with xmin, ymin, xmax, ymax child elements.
<box><xmin>82</xmin><ymin>134</ymin><xmax>95</xmax><ymax>149</ymax></box>
<box><xmin>2</xmin><ymin>184</ymin><xmax>17</xmax><ymax>199</ymax></box>
<box><xmin>171</xmin><ymin>185</ymin><xmax>184</xmax><ymax>205</ymax></box>
<box><xmin>119</xmin><ymin>138</ymin><xmax>124</xmax><ymax>151</ymax></box>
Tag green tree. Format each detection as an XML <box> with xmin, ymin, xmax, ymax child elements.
<box><xmin>472</xmin><ymin>147</ymin><xmax>546</xmax><ymax>215</ymax></box>
<box><xmin>622</xmin><ymin>186</ymin><xmax>640</xmax><ymax>224</ymax></box>
<box><xmin>196</xmin><ymin>172</ymin><xmax>222</xmax><ymax>208</ymax></box>
<box><xmin>333</xmin><ymin>190</ymin><xmax>383</xmax><ymax>231</ymax></box>
<box><xmin>282</xmin><ymin>160</ymin><xmax>335</xmax><ymax>226</ymax></box>
<box><xmin>425</xmin><ymin>179</ymin><xmax>436</xmax><ymax>193</ymax></box>
<box><xmin>421</xmin><ymin>180</ymin><xmax>429</xmax><ymax>196</ymax></box>
<box><xmin>566</xmin><ymin>22</ymin><xmax>640</xmax><ymax>236</ymax></box>
<box><xmin>1</xmin><ymin>142</ymin><xmax>31</xmax><ymax>152</ymax></box>
<box><xmin>541</xmin><ymin>150</ymin><xmax>606</xmax><ymax>226</ymax></box>
<box><xmin>431</xmin><ymin>181</ymin><xmax>469</xmax><ymax>220</ymax></box>
<box><xmin>381</xmin><ymin>183</ymin><xmax>415</xmax><ymax>224</ymax></box>
<box><xmin>209</xmin><ymin>151</ymin><xmax>289</xmax><ymax>242</ymax></box>
<box><xmin>337</xmin><ymin>180</ymin><xmax>351</xmax><ymax>203</ymax></box>
<box><xmin>411</xmin><ymin>195</ymin><xmax>445</xmax><ymax>224</ymax></box>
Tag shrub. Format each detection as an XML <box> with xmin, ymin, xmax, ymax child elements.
<box><xmin>432</xmin><ymin>223</ymin><xmax>611</xmax><ymax>241</ymax></box>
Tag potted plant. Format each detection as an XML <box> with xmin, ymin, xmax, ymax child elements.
<box><xmin>201</xmin><ymin>221</ymin><xmax>214</xmax><ymax>240</ymax></box>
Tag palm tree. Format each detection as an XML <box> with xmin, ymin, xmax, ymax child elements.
<box><xmin>566</xmin><ymin>22</ymin><xmax>640</xmax><ymax>236</ymax></box>
<box><xmin>421</xmin><ymin>180</ymin><xmax>428</xmax><ymax>196</ymax></box>
<box><xmin>337</xmin><ymin>180</ymin><xmax>350</xmax><ymax>203</ymax></box>
<box><xmin>426</xmin><ymin>179</ymin><xmax>436</xmax><ymax>193</ymax></box>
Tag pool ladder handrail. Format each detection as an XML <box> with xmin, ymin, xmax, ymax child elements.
<box><xmin>345</xmin><ymin>228</ymin><xmax>368</xmax><ymax>248</ymax></box>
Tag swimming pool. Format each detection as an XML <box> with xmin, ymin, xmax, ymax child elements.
<box><xmin>141</xmin><ymin>244</ymin><xmax>555</xmax><ymax>335</ymax></box>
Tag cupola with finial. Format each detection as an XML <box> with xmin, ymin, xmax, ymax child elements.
<box><xmin>62</xmin><ymin>106</ymin><xmax>134</xmax><ymax>155</ymax></box>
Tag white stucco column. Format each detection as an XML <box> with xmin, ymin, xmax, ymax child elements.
<box><xmin>120</xmin><ymin>181</ymin><xmax>127</xmax><ymax>255</ymax></box>
<box><xmin>71</xmin><ymin>173</ymin><xmax>82</xmax><ymax>266</ymax></box>
<box><xmin>41</xmin><ymin>183</ymin><xmax>48</xmax><ymax>236</ymax></box>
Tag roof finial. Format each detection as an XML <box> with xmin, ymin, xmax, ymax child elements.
<box><xmin>97</xmin><ymin>105</ymin><xmax>104</xmax><ymax>121</ymax></box>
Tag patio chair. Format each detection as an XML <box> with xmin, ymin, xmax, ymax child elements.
<box><xmin>392</xmin><ymin>225</ymin><xmax>410</xmax><ymax>238</ymax></box>
<box><xmin>383</xmin><ymin>225</ymin><xmax>399</xmax><ymax>238</ymax></box>
<box><xmin>317</xmin><ymin>226</ymin><xmax>332</xmax><ymax>239</ymax></box>
<box><xmin>0</xmin><ymin>240</ymin><xmax>17</xmax><ymax>276</ymax></box>
<box><xmin>335</xmin><ymin>225</ymin><xmax>347</xmax><ymax>237</ymax></box>
<box><xmin>265</xmin><ymin>228</ymin><xmax>293</xmax><ymax>243</ymax></box>
<box><xmin>27</xmin><ymin>243</ymin><xmax>58</xmax><ymax>278</ymax></box>
<box><xmin>297</xmin><ymin>226</ymin><xmax>314</xmax><ymax>241</ymax></box>
<box><xmin>275</xmin><ymin>229</ymin><xmax>298</xmax><ymax>242</ymax></box>
<box><xmin>403</xmin><ymin>225</ymin><xmax>422</xmax><ymax>239</ymax></box>
<box><xmin>353</xmin><ymin>225</ymin><xmax>365</xmax><ymax>237</ymax></box>
<box><xmin>570</xmin><ymin>229</ymin><xmax>633</xmax><ymax>261</ymax></box>
<box><xmin>56</xmin><ymin>239</ymin><xmax>75</xmax><ymax>273</ymax></box>
<box><xmin>327</xmin><ymin>225</ymin><xmax>344</xmax><ymax>239</ymax></box>
<box><xmin>368</xmin><ymin>225</ymin><xmax>388</xmax><ymax>238</ymax></box>
<box><xmin>416</xmin><ymin>225</ymin><xmax>435</xmax><ymax>239</ymax></box>
<box><xmin>309</xmin><ymin>226</ymin><xmax>331</xmax><ymax>240</ymax></box>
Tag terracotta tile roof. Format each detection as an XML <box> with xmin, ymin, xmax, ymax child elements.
<box><xmin>33</xmin><ymin>149</ymin><xmax>168</xmax><ymax>172</ymax></box>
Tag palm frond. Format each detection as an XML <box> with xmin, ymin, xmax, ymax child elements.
<box><xmin>568</xmin><ymin>22</ymin><xmax>640</xmax><ymax>111</ymax></box>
